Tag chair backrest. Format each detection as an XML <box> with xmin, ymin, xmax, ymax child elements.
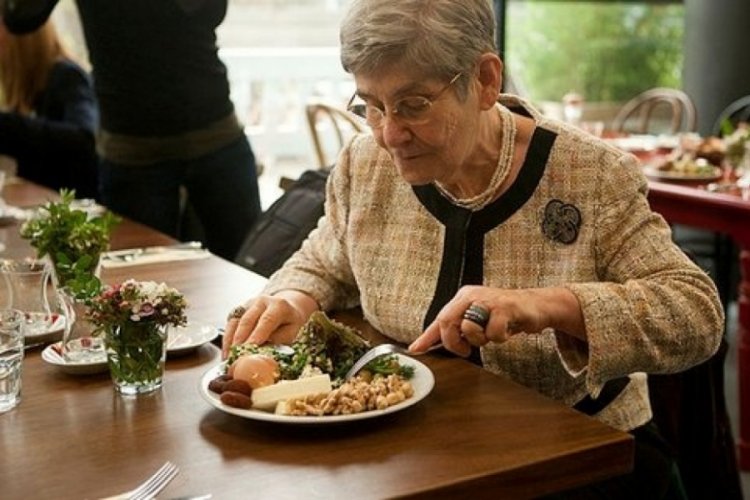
<box><xmin>612</xmin><ymin>88</ymin><xmax>697</xmax><ymax>135</ymax></box>
<box><xmin>236</xmin><ymin>169</ymin><xmax>329</xmax><ymax>277</ymax></box>
<box><xmin>648</xmin><ymin>337</ymin><xmax>742</xmax><ymax>500</ymax></box>
<box><xmin>712</xmin><ymin>95</ymin><xmax>750</xmax><ymax>136</ymax></box>
<box><xmin>305</xmin><ymin>100</ymin><xmax>366</xmax><ymax>169</ymax></box>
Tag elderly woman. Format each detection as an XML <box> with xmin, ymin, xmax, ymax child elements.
<box><xmin>224</xmin><ymin>0</ymin><xmax>722</xmax><ymax>497</ymax></box>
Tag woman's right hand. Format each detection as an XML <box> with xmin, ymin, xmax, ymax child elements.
<box><xmin>221</xmin><ymin>291</ymin><xmax>318</xmax><ymax>359</ymax></box>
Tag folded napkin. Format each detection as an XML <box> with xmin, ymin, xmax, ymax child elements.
<box><xmin>0</xmin><ymin>204</ymin><xmax>32</xmax><ymax>226</ymax></box>
<box><xmin>101</xmin><ymin>243</ymin><xmax>210</xmax><ymax>268</ymax></box>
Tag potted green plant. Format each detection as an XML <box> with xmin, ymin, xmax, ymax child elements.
<box><xmin>20</xmin><ymin>189</ymin><xmax>120</xmax><ymax>361</ymax></box>
<box><xmin>722</xmin><ymin>121</ymin><xmax>750</xmax><ymax>174</ymax></box>
<box><xmin>20</xmin><ymin>189</ymin><xmax>120</xmax><ymax>293</ymax></box>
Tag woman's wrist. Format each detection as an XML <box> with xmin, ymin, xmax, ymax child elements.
<box><xmin>533</xmin><ymin>287</ymin><xmax>587</xmax><ymax>341</ymax></box>
<box><xmin>274</xmin><ymin>289</ymin><xmax>320</xmax><ymax>320</ymax></box>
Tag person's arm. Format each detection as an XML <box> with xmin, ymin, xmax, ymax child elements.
<box><xmin>2</xmin><ymin>0</ymin><xmax>59</xmax><ymax>34</ymax></box>
<box><xmin>0</xmin><ymin>113</ymin><xmax>95</xmax><ymax>159</ymax></box>
<box><xmin>221</xmin><ymin>291</ymin><xmax>320</xmax><ymax>358</ymax></box>
<box><xmin>0</xmin><ymin>63</ymin><xmax>97</xmax><ymax>171</ymax></box>
<box><xmin>410</xmin><ymin>285</ymin><xmax>586</xmax><ymax>358</ymax></box>
<box><xmin>223</xmin><ymin>137</ymin><xmax>366</xmax><ymax>356</ymax></box>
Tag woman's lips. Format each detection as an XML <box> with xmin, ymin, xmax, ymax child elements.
<box><xmin>394</xmin><ymin>152</ymin><xmax>425</xmax><ymax>162</ymax></box>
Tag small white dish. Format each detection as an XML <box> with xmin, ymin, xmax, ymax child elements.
<box><xmin>167</xmin><ymin>322</ymin><xmax>219</xmax><ymax>357</ymax></box>
<box><xmin>69</xmin><ymin>198</ymin><xmax>106</xmax><ymax>217</ymax></box>
<box><xmin>25</xmin><ymin>314</ymin><xmax>66</xmax><ymax>345</ymax></box>
<box><xmin>41</xmin><ymin>342</ymin><xmax>109</xmax><ymax>376</ymax></box>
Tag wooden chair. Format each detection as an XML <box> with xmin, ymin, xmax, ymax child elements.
<box><xmin>612</xmin><ymin>88</ymin><xmax>698</xmax><ymax>135</ymax></box>
<box><xmin>712</xmin><ymin>94</ymin><xmax>750</xmax><ymax>136</ymax></box>
<box><xmin>305</xmin><ymin>100</ymin><xmax>366</xmax><ymax>170</ymax></box>
<box><xmin>278</xmin><ymin>100</ymin><xmax>365</xmax><ymax>192</ymax></box>
<box><xmin>648</xmin><ymin>337</ymin><xmax>742</xmax><ymax>500</ymax></box>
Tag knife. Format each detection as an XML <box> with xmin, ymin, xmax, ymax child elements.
<box><xmin>166</xmin><ymin>495</ymin><xmax>212</xmax><ymax>500</ymax></box>
<box><xmin>104</xmin><ymin>241</ymin><xmax>204</xmax><ymax>261</ymax></box>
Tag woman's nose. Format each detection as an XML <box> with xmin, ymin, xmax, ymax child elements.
<box><xmin>378</xmin><ymin>115</ymin><xmax>412</xmax><ymax>147</ymax></box>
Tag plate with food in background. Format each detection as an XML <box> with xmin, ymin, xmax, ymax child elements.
<box><xmin>644</xmin><ymin>155</ymin><xmax>723</xmax><ymax>182</ymax></box>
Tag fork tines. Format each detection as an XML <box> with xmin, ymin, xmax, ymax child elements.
<box><xmin>129</xmin><ymin>461</ymin><xmax>179</xmax><ymax>500</ymax></box>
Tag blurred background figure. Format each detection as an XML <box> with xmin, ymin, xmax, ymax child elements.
<box><xmin>0</xmin><ymin>17</ymin><xmax>98</xmax><ymax>199</ymax></box>
<box><xmin>3</xmin><ymin>0</ymin><xmax>262</xmax><ymax>261</ymax></box>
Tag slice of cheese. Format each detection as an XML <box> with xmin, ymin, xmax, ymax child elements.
<box><xmin>275</xmin><ymin>401</ymin><xmax>289</xmax><ymax>415</ymax></box>
<box><xmin>252</xmin><ymin>374</ymin><xmax>332</xmax><ymax>411</ymax></box>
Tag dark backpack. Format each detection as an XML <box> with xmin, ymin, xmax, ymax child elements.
<box><xmin>234</xmin><ymin>169</ymin><xmax>329</xmax><ymax>278</ymax></box>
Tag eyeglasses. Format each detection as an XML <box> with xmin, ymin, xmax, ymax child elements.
<box><xmin>346</xmin><ymin>73</ymin><xmax>463</xmax><ymax>129</ymax></box>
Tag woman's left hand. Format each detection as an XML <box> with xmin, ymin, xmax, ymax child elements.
<box><xmin>409</xmin><ymin>285</ymin><xmax>585</xmax><ymax>357</ymax></box>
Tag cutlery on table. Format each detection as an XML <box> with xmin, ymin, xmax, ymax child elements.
<box><xmin>104</xmin><ymin>241</ymin><xmax>204</xmax><ymax>262</ymax></box>
<box><xmin>165</xmin><ymin>496</ymin><xmax>212</xmax><ymax>500</ymax></box>
<box><xmin>100</xmin><ymin>461</ymin><xmax>179</xmax><ymax>500</ymax></box>
<box><xmin>101</xmin><ymin>242</ymin><xmax>209</xmax><ymax>268</ymax></box>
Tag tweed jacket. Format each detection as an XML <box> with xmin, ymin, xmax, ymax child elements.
<box><xmin>265</xmin><ymin>95</ymin><xmax>724</xmax><ymax>431</ymax></box>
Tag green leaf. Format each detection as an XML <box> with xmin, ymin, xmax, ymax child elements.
<box><xmin>720</xmin><ymin>118</ymin><xmax>736</xmax><ymax>137</ymax></box>
<box><xmin>19</xmin><ymin>189</ymin><xmax>120</xmax><ymax>291</ymax></box>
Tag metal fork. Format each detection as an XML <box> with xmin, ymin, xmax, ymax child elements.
<box><xmin>127</xmin><ymin>461</ymin><xmax>179</xmax><ymax>500</ymax></box>
<box><xmin>345</xmin><ymin>342</ymin><xmax>442</xmax><ymax>380</ymax></box>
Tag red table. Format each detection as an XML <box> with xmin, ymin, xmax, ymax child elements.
<box><xmin>646</xmin><ymin>180</ymin><xmax>750</xmax><ymax>468</ymax></box>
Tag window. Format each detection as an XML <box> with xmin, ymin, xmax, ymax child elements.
<box><xmin>504</xmin><ymin>1</ymin><xmax>685</xmax><ymax>121</ymax></box>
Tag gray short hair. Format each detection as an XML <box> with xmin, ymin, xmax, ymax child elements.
<box><xmin>340</xmin><ymin>0</ymin><xmax>497</xmax><ymax>93</ymax></box>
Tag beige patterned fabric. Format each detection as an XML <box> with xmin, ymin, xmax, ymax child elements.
<box><xmin>264</xmin><ymin>95</ymin><xmax>724</xmax><ymax>431</ymax></box>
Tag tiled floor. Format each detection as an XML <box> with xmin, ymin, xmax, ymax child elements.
<box><xmin>259</xmin><ymin>161</ymin><xmax>749</xmax><ymax>496</ymax></box>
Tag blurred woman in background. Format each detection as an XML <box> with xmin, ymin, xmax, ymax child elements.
<box><xmin>4</xmin><ymin>0</ymin><xmax>262</xmax><ymax>261</ymax></box>
<box><xmin>0</xmin><ymin>18</ymin><xmax>99</xmax><ymax>198</ymax></box>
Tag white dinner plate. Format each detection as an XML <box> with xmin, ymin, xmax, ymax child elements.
<box><xmin>199</xmin><ymin>354</ymin><xmax>435</xmax><ymax>424</ymax></box>
<box><xmin>41</xmin><ymin>342</ymin><xmax>109</xmax><ymax>376</ymax></box>
<box><xmin>25</xmin><ymin>314</ymin><xmax>66</xmax><ymax>346</ymax></box>
<box><xmin>643</xmin><ymin>166</ymin><xmax>723</xmax><ymax>182</ymax></box>
<box><xmin>606</xmin><ymin>134</ymin><xmax>658</xmax><ymax>152</ymax></box>
<box><xmin>167</xmin><ymin>322</ymin><xmax>219</xmax><ymax>356</ymax></box>
<box><xmin>606</xmin><ymin>134</ymin><xmax>678</xmax><ymax>153</ymax></box>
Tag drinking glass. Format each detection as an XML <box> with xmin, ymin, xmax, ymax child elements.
<box><xmin>0</xmin><ymin>259</ymin><xmax>55</xmax><ymax>336</ymax></box>
<box><xmin>58</xmin><ymin>289</ymin><xmax>105</xmax><ymax>363</ymax></box>
<box><xmin>0</xmin><ymin>309</ymin><xmax>24</xmax><ymax>413</ymax></box>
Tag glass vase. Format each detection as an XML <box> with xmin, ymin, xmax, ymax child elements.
<box><xmin>104</xmin><ymin>321</ymin><xmax>168</xmax><ymax>395</ymax></box>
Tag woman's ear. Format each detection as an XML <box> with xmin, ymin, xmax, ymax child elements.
<box><xmin>476</xmin><ymin>53</ymin><xmax>503</xmax><ymax>110</ymax></box>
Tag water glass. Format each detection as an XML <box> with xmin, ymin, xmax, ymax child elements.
<box><xmin>58</xmin><ymin>288</ymin><xmax>105</xmax><ymax>364</ymax></box>
<box><xmin>0</xmin><ymin>309</ymin><xmax>24</xmax><ymax>413</ymax></box>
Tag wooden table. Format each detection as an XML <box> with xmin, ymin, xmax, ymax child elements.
<box><xmin>0</xmin><ymin>181</ymin><xmax>633</xmax><ymax>499</ymax></box>
<box><xmin>646</xmin><ymin>179</ymin><xmax>750</xmax><ymax>469</ymax></box>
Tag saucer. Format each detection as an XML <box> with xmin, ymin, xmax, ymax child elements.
<box><xmin>41</xmin><ymin>342</ymin><xmax>109</xmax><ymax>376</ymax></box>
<box><xmin>167</xmin><ymin>322</ymin><xmax>219</xmax><ymax>357</ymax></box>
<box><xmin>25</xmin><ymin>314</ymin><xmax>66</xmax><ymax>346</ymax></box>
